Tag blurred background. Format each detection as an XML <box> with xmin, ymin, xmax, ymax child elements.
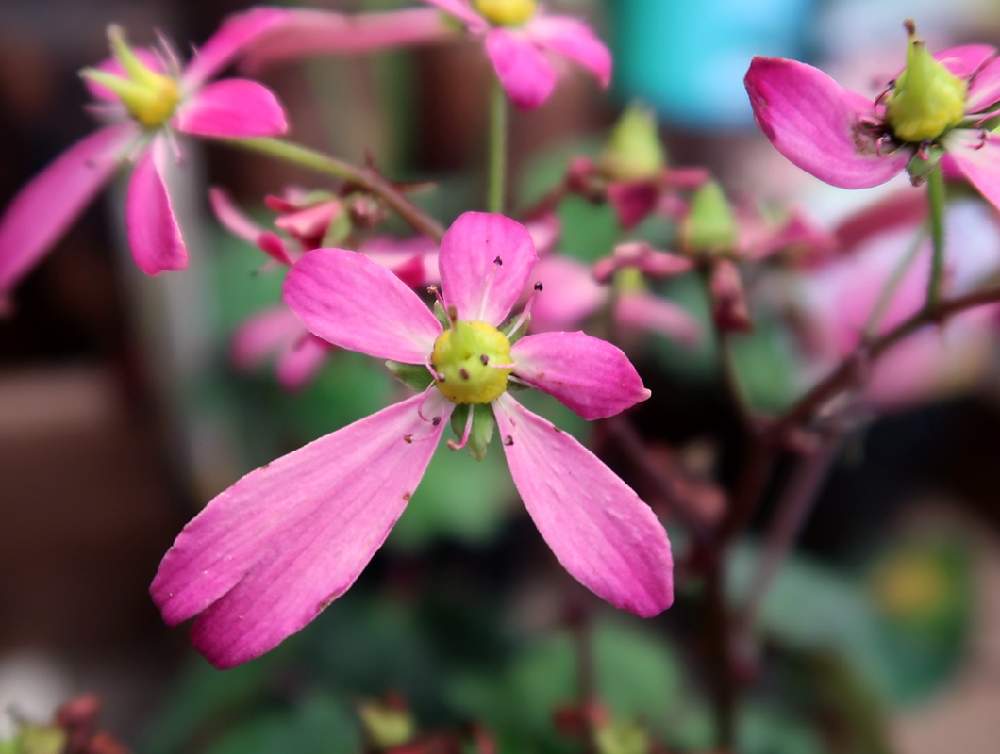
<box><xmin>3</xmin><ymin>1</ymin><xmax>1000</xmax><ymax>752</ymax></box>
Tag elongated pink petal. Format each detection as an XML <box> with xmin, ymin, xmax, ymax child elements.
<box><xmin>966</xmin><ymin>55</ymin><xmax>1000</xmax><ymax>113</ymax></box>
<box><xmin>241</xmin><ymin>8</ymin><xmax>459</xmax><ymax>72</ymax></box>
<box><xmin>274</xmin><ymin>200</ymin><xmax>341</xmax><ymax>241</ymax></box>
<box><xmin>126</xmin><ymin>137</ymin><xmax>188</xmax><ymax>275</ymax></box>
<box><xmin>440</xmin><ymin>211</ymin><xmax>538</xmax><ymax>325</ymax></box>
<box><xmin>0</xmin><ymin>123</ymin><xmax>134</xmax><ymax>294</ymax></box>
<box><xmin>530</xmin><ymin>256</ymin><xmax>605</xmax><ymax>332</ymax></box>
<box><xmin>182</xmin><ymin>7</ymin><xmax>291</xmax><ymax>89</ymax></box>
<box><xmin>359</xmin><ymin>235</ymin><xmax>440</xmax><ymax>288</ymax></box>
<box><xmin>526</xmin><ymin>14</ymin><xmax>611</xmax><ymax>88</ymax></box>
<box><xmin>944</xmin><ymin>130</ymin><xmax>1000</xmax><ymax>212</ymax></box>
<box><xmin>85</xmin><ymin>48</ymin><xmax>164</xmax><ymax>101</ymax></box>
<box><xmin>276</xmin><ymin>335</ymin><xmax>330</xmax><ymax>390</ymax></box>
<box><xmin>151</xmin><ymin>390</ymin><xmax>451</xmax><ymax>668</ymax></box>
<box><xmin>284</xmin><ymin>248</ymin><xmax>442</xmax><ymax>363</ymax></box>
<box><xmin>615</xmin><ymin>292</ymin><xmax>701</xmax><ymax>346</ymax></box>
<box><xmin>744</xmin><ymin>57</ymin><xmax>908</xmax><ymax>188</ymax></box>
<box><xmin>486</xmin><ymin>28</ymin><xmax>557</xmax><ymax>109</ymax></box>
<box><xmin>592</xmin><ymin>241</ymin><xmax>692</xmax><ymax>284</ymax></box>
<box><xmin>208</xmin><ymin>186</ymin><xmax>265</xmax><ymax>244</ymax></box>
<box><xmin>512</xmin><ymin>331</ymin><xmax>650</xmax><ymax>419</ymax></box>
<box><xmin>174</xmin><ymin>78</ymin><xmax>287</xmax><ymax>138</ymax></box>
<box><xmin>493</xmin><ymin>394</ymin><xmax>673</xmax><ymax>616</ymax></box>
<box><xmin>739</xmin><ymin>208</ymin><xmax>834</xmax><ymax>262</ymax></box>
<box><xmin>421</xmin><ymin>0</ymin><xmax>487</xmax><ymax>32</ymax></box>
<box><xmin>231</xmin><ymin>306</ymin><xmax>304</xmax><ymax>370</ymax></box>
<box><xmin>934</xmin><ymin>44</ymin><xmax>996</xmax><ymax>78</ymax></box>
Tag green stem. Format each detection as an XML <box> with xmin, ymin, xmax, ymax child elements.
<box><xmin>863</xmin><ymin>229</ymin><xmax>926</xmax><ymax>338</ymax></box>
<box><xmin>487</xmin><ymin>80</ymin><xmax>508</xmax><ymax>213</ymax></box>
<box><xmin>218</xmin><ymin>137</ymin><xmax>444</xmax><ymax>242</ymax></box>
<box><xmin>924</xmin><ymin>162</ymin><xmax>946</xmax><ymax>309</ymax></box>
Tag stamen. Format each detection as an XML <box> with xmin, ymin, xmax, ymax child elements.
<box><xmin>504</xmin><ymin>295</ymin><xmax>535</xmax><ymax>340</ymax></box>
<box><xmin>424</xmin><ymin>354</ymin><xmax>444</xmax><ymax>382</ymax></box>
<box><xmin>426</xmin><ymin>285</ymin><xmax>446</xmax><ymax>311</ymax></box>
<box><xmin>447</xmin><ymin>408</ymin><xmax>475</xmax><ymax>451</ymax></box>
<box><xmin>489</xmin><ymin>362</ymin><xmax>516</xmax><ymax>370</ymax></box>
<box><xmin>534</xmin><ymin>281</ymin><xmax>543</xmax><ymax>291</ymax></box>
<box><xmin>480</xmin><ymin>354</ymin><xmax>490</xmax><ymax>366</ymax></box>
<box><xmin>503</xmin><ymin>435</ymin><xmax>514</xmax><ymax>446</ymax></box>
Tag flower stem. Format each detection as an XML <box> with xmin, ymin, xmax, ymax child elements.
<box><xmin>487</xmin><ymin>80</ymin><xmax>508</xmax><ymax>213</ymax></box>
<box><xmin>218</xmin><ymin>137</ymin><xmax>445</xmax><ymax>242</ymax></box>
<box><xmin>924</xmin><ymin>162</ymin><xmax>946</xmax><ymax>309</ymax></box>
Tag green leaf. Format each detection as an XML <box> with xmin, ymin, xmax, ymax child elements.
<box><xmin>203</xmin><ymin>695</ymin><xmax>359</xmax><ymax>754</ymax></box>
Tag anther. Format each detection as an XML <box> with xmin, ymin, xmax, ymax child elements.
<box><xmin>504</xmin><ymin>435</ymin><xmax>514</xmax><ymax>446</ymax></box>
<box><xmin>403</xmin><ymin>433</ymin><xmax>413</xmax><ymax>444</ymax></box>
<box><xmin>432</xmin><ymin>416</ymin><xmax>442</xmax><ymax>426</ymax></box>
<box><xmin>447</xmin><ymin>305</ymin><xmax>458</xmax><ymax>322</ymax></box>
<box><xmin>459</xmin><ymin>368</ymin><xmax>471</xmax><ymax>381</ymax></box>
<box><xmin>534</xmin><ymin>281</ymin><xmax>543</xmax><ymax>291</ymax></box>
<box><xmin>493</xmin><ymin>255</ymin><xmax>503</xmax><ymax>266</ymax></box>
<box><xmin>480</xmin><ymin>354</ymin><xmax>490</xmax><ymax>365</ymax></box>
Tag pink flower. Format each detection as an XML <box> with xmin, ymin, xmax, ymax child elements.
<box><xmin>0</xmin><ymin>9</ymin><xmax>291</xmax><ymax>301</ymax></box>
<box><xmin>424</xmin><ymin>0</ymin><xmax>611</xmax><ymax>109</ymax></box>
<box><xmin>531</xmin><ymin>250</ymin><xmax>701</xmax><ymax>346</ymax></box>
<box><xmin>792</xmin><ymin>195</ymin><xmax>1000</xmax><ymax>407</ymax></box>
<box><xmin>744</xmin><ymin>30</ymin><xmax>1000</xmax><ymax>210</ymax></box>
<box><xmin>210</xmin><ymin>187</ymin><xmax>440</xmax><ymax>389</ymax></box>
<box><xmin>152</xmin><ymin>212</ymin><xmax>673</xmax><ymax>668</ymax></box>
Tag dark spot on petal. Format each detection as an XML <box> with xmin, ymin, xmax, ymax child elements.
<box><xmin>504</xmin><ymin>435</ymin><xmax>514</xmax><ymax>446</ymax></box>
<box><xmin>432</xmin><ymin>416</ymin><xmax>442</xmax><ymax>426</ymax></box>
<box><xmin>534</xmin><ymin>281</ymin><xmax>543</xmax><ymax>291</ymax></box>
<box><xmin>493</xmin><ymin>255</ymin><xmax>503</xmax><ymax>266</ymax></box>
<box><xmin>403</xmin><ymin>491</ymin><xmax>411</xmax><ymax>501</ymax></box>
<box><xmin>403</xmin><ymin>433</ymin><xmax>413</xmax><ymax>444</ymax></box>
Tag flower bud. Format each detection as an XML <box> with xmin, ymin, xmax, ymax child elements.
<box><xmin>358</xmin><ymin>700</ymin><xmax>415</xmax><ymax>750</ymax></box>
<box><xmin>887</xmin><ymin>23</ymin><xmax>967</xmax><ymax>143</ymax></box>
<box><xmin>600</xmin><ymin>103</ymin><xmax>666</xmax><ymax>181</ymax></box>
<box><xmin>681</xmin><ymin>180</ymin><xmax>737</xmax><ymax>254</ymax></box>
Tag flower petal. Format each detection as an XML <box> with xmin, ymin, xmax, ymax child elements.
<box><xmin>276</xmin><ymin>335</ymin><xmax>330</xmax><ymax>390</ymax></box>
<box><xmin>966</xmin><ymin>55</ymin><xmax>1000</xmax><ymax>113</ymax></box>
<box><xmin>126</xmin><ymin>137</ymin><xmax>188</xmax><ymax>275</ymax></box>
<box><xmin>174</xmin><ymin>78</ymin><xmax>287</xmax><ymax>138</ymax></box>
<box><xmin>358</xmin><ymin>235</ymin><xmax>440</xmax><ymax>288</ymax></box>
<box><xmin>440</xmin><ymin>211</ymin><xmax>538</xmax><ymax>325</ymax></box>
<box><xmin>284</xmin><ymin>247</ymin><xmax>442</xmax><ymax>363</ymax></box>
<box><xmin>485</xmin><ymin>28</ymin><xmax>557</xmax><ymax>109</ymax></box>
<box><xmin>0</xmin><ymin>123</ymin><xmax>134</xmax><ymax>295</ymax></box>
<box><xmin>512</xmin><ymin>331</ymin><xmax>650</xmax><ymax>419</ymax></box>
<box><xmin>607</xmin><ymin>180</ymin><xmax>660</xmax><ymax>229</ymax></box>
<box><xmin>530</xmin><ymin>256</ymin><xmax>605</xmax><ymax>332</ymax></box>
<box><xmin>241</xmin><ymin>8</ymin><xmax>459</xmax><ymax>72</ymax></box>
<box><xmin>945</xmin><ymin>129</ymin><xmax>1000</xmax><ymax>212</ymax></box>
<box><xmin>614</xmin><ymin>292</ymin><xmax>701</xmax><ymax>346</ymax></box>
<box><xmin>151</xmin><ymin>390</ymin><xmax>451</xmax><ymax>668</ymax></box>
<box><xmin>421</xmin><ymin>0</ymin><xmax>487</xmax><ymax>32</ymax></box>
<box><xmin>493</xmin><ymin>394</ymin><xmax>673</xmax><ymax>616</ymax></box>
<box><xmin>934</xmin><ymin>44</ymin><xmax>996</xmax><ymax>78</ymax></box>
<box><xmin>231</xmin><ymin>306</ymin><xmax>304</xmax><ymax>370</ymax></box>
<box><xmin>526</xmin><ymin>14</ymin><xmax>611</xmax><ymax>88</ymax></box>
<box><xmin>208</xmin><ymin>187</ymin><xmax>295</xmax><ymax>266</ymax></box>
<box><xmin>182</xmin><ymin>7</ymin><xmax>291</xmax><ymax>89</ymax></box>
<box><xmin>744</xmin><ymin>57</ymin><xmax>908</xmax><ymax>188</ymax></box>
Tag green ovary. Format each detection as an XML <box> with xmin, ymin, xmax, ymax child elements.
<box><xmin>83</xmin><ymin>26</ymin><xmax>180</xmax><ymax>128</ymax></box>
<box><xmin>474</xmin><ymin>0</ymin><xmax>537</xmax><ymax>26</ymax></box>
<box><xmin>432</xmin><ymin>320</ymin><xmax>512</xmax><ymax>404</ymax></box>
<box><xmin>887</xmin><ymin>36</ymin><xmax>967</xmax><ymax>143</ymax></box>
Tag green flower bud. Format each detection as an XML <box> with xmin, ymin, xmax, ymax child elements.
<box><xmin>432</xmin><ymin>320</ymin><xmax>512</xmax><ymax>404</ymax></box>
<box><xmin>681</xmin><ymin>180</ymin><xmax>737</xmax><ymax>253</ymax></box>
<box><xmin>887</xmin><ymin>22</ymin><xmax>967</xmax><ymax>143</ymax></box>
<box><xmin>358</xmin><ymin>701</ymin><xmax>414</xmax><ymax>750</ymax></box>
<box><xmin>475</xmin><ymin>0</ymin><xmax>537</xmax><ymax>26</ymax></box>
<box><xmin>601</xmin><ymin>103</ymin><xmax>666</xmax><ymax>181</ymax></box>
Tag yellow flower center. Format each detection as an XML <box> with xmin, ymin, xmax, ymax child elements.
<box><xmin>432</xmin><ymin>320</ymin><xmax>512</xmax><ymax>404</ymax></box>
<box><xmin>474</xmin><ymin>0</ymin><xmax>537</xmax><ymax>26</ymax></box>
<box><xmin>82</xmin><ymin>25</ymin><xmax>180</xmax><ymax>128</ymax></box>
<box><xmin>887</xmin><ymin>26</ymin><xmax>967</xmax><ymax>143</ymax></box>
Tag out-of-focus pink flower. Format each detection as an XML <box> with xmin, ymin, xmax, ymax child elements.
<box><xmin>0</xmin><ymin>9</ymin><xmax>291</xmax><ymax>302</ymax></box>
<box><xmin>530</xmin><ymin>250</ymin><xmax>700</xmax><ymax>346</ymax></box>
<box><xmin>424</xmin><ymin>0</ymin><xmax>611</xmax><ymax>109</ymax></box>
<box><xmin>152</xmin><ymin>212</ymin><xmax>673</xmax><ymax>668</ymax></box>
<box><xmin>745</xmin><ymin>28</ymin><xmax>1000</xmax><ymax>210</ymax></box>
<box><xmin>792</xmin><ymin>196</ymin><xmax>1000</xmax><ymax>407</ymax></box>
<box><xmin>210</xmin><ymin>187</ymin><xmax>443</xmax><ymax>389</ymax></box>
<box><xmin>238</xmin><ymin>7</ymin><xmax>459</xmax><ymax>73</ymax></box>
